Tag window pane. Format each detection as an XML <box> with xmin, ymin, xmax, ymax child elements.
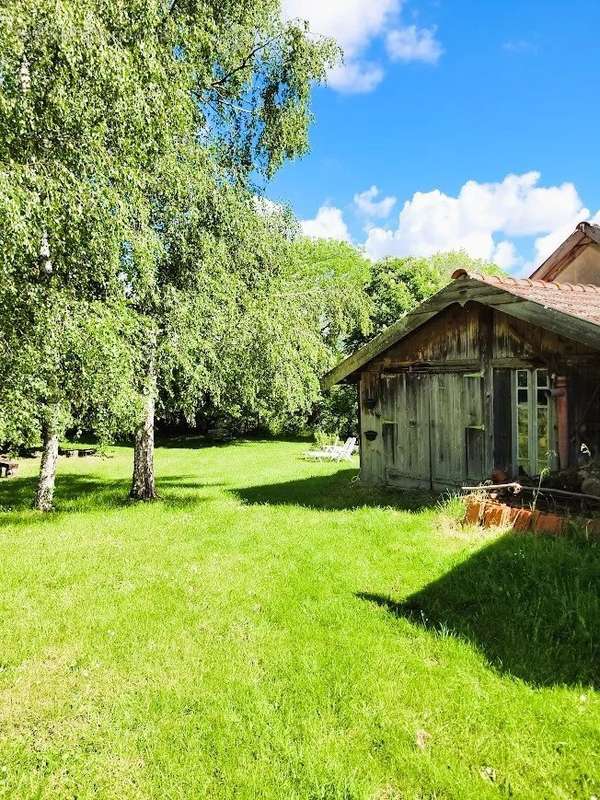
<box><xmin>537</xmin><ymin>370</ymin><xmax>549</xmax><ymax>388</ymax></box>
<box><xmin>518</xmin><ymin>389</ymin><xmax>528</xmax><ymax>404</ymax></box>
<box><xmin>537</xmin><ymin>406</ymin><xmax>550</xmax><ymax>470</ymax></box>
<box><xmin>537</xmin><ymin>389</ymin><xmax>548</xmax><ymax>406</ymax></box>
<box><xmin>518</xmin><ymin>371</ymin><xmax>528</xmax><ymax>388</ymax></box>
<box><xmin>518</xmin><ymin>404</ymin><xmax>529</xmax><ymax>467</ymax></box>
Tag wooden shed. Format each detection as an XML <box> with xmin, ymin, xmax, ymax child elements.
<box><xmin>323</xmin><ymin>223</ymin><xmax>600</xmax><ymax>490</ymax></box>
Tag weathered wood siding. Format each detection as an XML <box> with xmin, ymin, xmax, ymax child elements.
<box><xmin>375</xmin><ymin>303</ymin><xmax>481</xmax><ymax>368</ymax></box>
<box><xmin>493</xmin><ymin>313</ymin><xmax>597</xmax><ymax>364</ymax></box>
<box><xmin>358</xmin><ymin>301</ymin><xmax>599</xmax><ymax>488</ymax></box>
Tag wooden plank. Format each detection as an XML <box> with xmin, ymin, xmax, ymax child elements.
<box><xmin>492</xmin><ymin>368</ymin><xmax>513</xmax><ymax>474</ymax></box>
<box><xmin>480</xmin><ymin>306</ymin><xmax>494</xmax><ymax>475</ymax></box>
<box><xmin>496</xmin><ymin>299</ymin><xmax>600</xmax><ymax>351</ymax></box>
<box><xmin>413</xmin><ymin>374</ymin><xmax>432</xmax><ymax>484</ymax></box>
<box><xmin>386</xmin><ymin>469</ymin><xmax>432</xmax><ymax>490</ymax></box>
<box><xmin>379</xmin><ymin>360</ymin><xmax>481</xmax><ymax>373</ymax></box>
<box><xmin>429</xmin><ymin>374</ymin><xmax>453</xmax><ymax>484</ymax></box>
<box><xmin>465</xmin><ymin>427</ymin><xmax>485</xmax><ymax>480</ymax></box>
<box><xmin>391</xmin><ymin>373</ymin><xmax>431</xmax><ymax>485</ymax></box>
<box><xmin>358</xmin><ymin>372</ymin><xmax>383</xmax><ymax>485</ymax></box>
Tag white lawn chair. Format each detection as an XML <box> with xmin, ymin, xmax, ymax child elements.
<box><xmin>304</xmin><ymin>437</ymin><xmax>357</xmax><ymax>462</ymax></box>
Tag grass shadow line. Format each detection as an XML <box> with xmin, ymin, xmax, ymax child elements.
<box><xmin>233</xmin><ymin>469</ymin><xmax>440</xmax><ymax>512</ymax></box>
<box><xmin>0</xmin><ymin>473</ymin><xmax>221</xmax><ymax>528</ymax></box>
<box><xmin>356</xmin><ymin>532</ymin><xmax>600</xmax><ymax>688</ymax></box>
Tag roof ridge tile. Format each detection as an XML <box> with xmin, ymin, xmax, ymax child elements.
<box><xmin>456</xmin><ymin>270</ymin><xmax>600</xmax><ymax>295</ymax></box>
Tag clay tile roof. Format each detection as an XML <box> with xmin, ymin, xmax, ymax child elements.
<box><xmin>451</xmin><ymin>270</ymin><xmax>600</xmax><ymax>326</ymax></box>
<box><xmin>323</xmin><ymin>267</ymin><xmax>600</xmax><ymax>388</ymax></box>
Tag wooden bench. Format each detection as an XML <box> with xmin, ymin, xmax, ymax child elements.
<box><xmin>0</xmin><ymin>458</ymin><xmax>19</xmax><ymax>478</ymax></box>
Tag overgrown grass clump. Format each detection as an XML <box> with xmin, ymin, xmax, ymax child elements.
<box><xmin>0</xmin><ymin>440</ymin><xmax>598</xmax><ymax>799</ymax></box>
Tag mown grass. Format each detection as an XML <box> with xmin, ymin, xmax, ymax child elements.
<box><xmin>0</xmin><ymin>439</ymin><xmax>598</xmax><ymax>799</ymax></box>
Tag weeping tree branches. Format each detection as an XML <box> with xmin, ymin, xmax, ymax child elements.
<box><xmin>0</xmin><ymin>0</ymin><xmax>340</xmax><ymax>507</ymax></box>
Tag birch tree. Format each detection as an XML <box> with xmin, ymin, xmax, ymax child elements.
<box><xmin>0</xmin><ymin>2</ymin><xmax>155</xmax><ymax>508</ymax></box>
<box><xmin>118</xmin><ymin>2</ymin><xmax>338</xmax><ymax>499</ymax></box>
<box><xmin>0</xmin><ymin>1</ymin><xmax>337</xmax><ymax>505</ymax></box>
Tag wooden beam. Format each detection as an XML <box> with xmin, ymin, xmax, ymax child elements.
<box><xmin>494</xmin><ymin>299</ymin><xmax>600</xmax><ymax>351</ymax></box>
<box><xmin>479</xmin><ymin>306</ymin><xmax>494</xmax><ymax>474</ymax></box>
<box><xmin>579</xmin><ymin>221</ymin><xmax>600</xmax><ymax>247</ymax></box>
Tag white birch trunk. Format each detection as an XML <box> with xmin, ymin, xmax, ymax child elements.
<box><xmin>130</xmin><ymin>381</ymin><xmax>157</xmax><ymax>501</ymax></box>
<box><xmin>35</xmin><ymin>420</ymin><xmax>60</xmax><ymax>511</ymax></box>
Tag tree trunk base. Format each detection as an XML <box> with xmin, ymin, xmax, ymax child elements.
<box><xmin>129</xmin><ymin>485</ymin><xmax>158</xmax><ymax>501</ymax></box>
<box><xmin>130</xmin><ymin>394</ymin><xmax>157</xmax><ymax>501</ymax></box>
<box><xmin>35</xmin><ymin>425</ymin><xmax>59</xmax><ymax>511</ymax></box>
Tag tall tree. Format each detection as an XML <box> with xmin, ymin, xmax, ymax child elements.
<box><xmin>145</xmin><ymin>184</ymin><xmax>371</xmax><ymax>448</ymax></box>
<box><xmin>1</xmin><ymin>1</ymin><xmax>337</xmax><ymax>506</ymax></box>
<box><xmin>0</xmin><ymin>2</ymin><xmax>155</xmax><ymax>508</ymax></box>
<box><xmin>0</xmin><ymin>289</ymin><xmax>140</xmax><ymax>510</ymax></box>
<box><xmin>115</xmin><ymin>3</ymin><xmax>338</xmax><ymax>500</ymax></box>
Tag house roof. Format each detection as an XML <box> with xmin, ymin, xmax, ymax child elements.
<box><xmin>322</xmin><ymin>270</ymin><xmax>600</xmax><ymax>388</ymax></box>
<box><xmin>452</xmin><ymin>270</ymin><xmax>600</xmax><ymax>325</ymax></box>
<box><xmin>529</xmin><ymin>221</ymin><xmax>600</xmax><ymax>281</ymax></box>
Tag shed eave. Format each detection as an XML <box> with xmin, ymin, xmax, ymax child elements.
<box><xmin>322</xmin><ymin>276</ymin><xmax>600</xmax><ymax>387</ymax></box>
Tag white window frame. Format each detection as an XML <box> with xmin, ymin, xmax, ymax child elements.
<box><xmin>510</xmin><ymin>368</ymin><xmax>556</xmax><ymax>477</ymax></box>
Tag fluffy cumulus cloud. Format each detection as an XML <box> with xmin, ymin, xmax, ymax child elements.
<box><xmin>300</xmin><ymin>205</ymin><xmax>351</xmax><ymax>241</ymax></box>
<box><xmin>362</xmin><ymin>172</ymin><xmax>595</xmax><ymax>269</ymax></box>
<box><xmin>302</xmin><ymin>172</ymin><xmax>599</xmax><ymax>272</ymax></box>
<box><xmin>354</xmin><ymin>186</ymin><xmax>397</xmax><ymax>219</ymax></box>
<box><xmin>491</xmin><ymin>240</ymin><xmax>519</xmax><ymax>270</ymax></box>
<box><xmin>281</xmin><ymin>0</ymin><xmax>442</xmax><ymax>93</ymax></box>
<box><xmin>386</xmin><ymin>25</ymin><xmax>443</xmax><ymax>64</ymax></box>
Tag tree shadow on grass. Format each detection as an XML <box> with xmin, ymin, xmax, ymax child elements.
<box><xmin>155</xmin><ymin>433</ymin><xmax>311</xmax><ymax>450</ymax></box>
<box><xmin>0</xmin><ymin>473</ymin><xmax>221</xmax><ymax>528</ymax></box>
<box><xmin>357</xmin><ymin>532</ymin><xmax>600</xmax><ymax>688</ymax></box>
<box><xmin>234</xmin><ymin>469</ymin><xmax>440</xmax><ymax>512</ymax></box>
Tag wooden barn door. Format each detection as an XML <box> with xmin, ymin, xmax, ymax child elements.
<box><xmin>384</xmin><ymin>373</ymin><xmax>431</xmax><ymax>488</ymax></box>
<box><xmin>429</xmin><ymin>372</ymin><xmax>485</xmax><ymax>489</ymax></box>
<box><xmin>383</xmin><ymin>371</ymin><xmax>485</xmax><ymax>490</ymax></box>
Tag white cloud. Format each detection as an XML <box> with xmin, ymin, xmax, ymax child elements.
<box><xmin>492</xmin><ymin>240</ymin><xmax>519</xmax><ymax>270</ymax></box>
<box><xmin>282</xmin><ymin>0</ymin><xmax>398</xmax><ymax>92</ymax></box>
<box><xmin>363</xmin><ymin>172</ymin><xmax>595</xmax><ymax>270</ymax></box>
<box><xmin>281</xmin><ymin>0</ymin><xmax>442</xmax><ymax>93</ymax></box>
<box><xmin>300</xmin><ymin>204</ymin><xmax>351</xmax><ymax>241</ymax></box>
<box><xmin>354</xmin><ymin>186</ymin><xmax>397</xmax><ymax>219</ymax></box>
<box><xmin>386</xmin><ymin>25</ymin><xmax>443</xmax><ymax>64</ymax></box>
<box><xmin>327</xmin><ymin>62</ymin><xmax>384</xmax><ymax>94</ymax></box>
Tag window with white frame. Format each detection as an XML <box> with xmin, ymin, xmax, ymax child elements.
<box><xmin>513</xmin><ymin>368</ymin><xmax>554</xmax><ymax>476</ymax></box>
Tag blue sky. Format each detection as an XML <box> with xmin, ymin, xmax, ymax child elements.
<box><xmin>270</xmin><ymin>0</ymin><xmax>600</xmax><ymax>272</ymax></box>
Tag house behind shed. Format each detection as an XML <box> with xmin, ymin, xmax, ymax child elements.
<box><xmin>323</xmin><ymin>222</ymin><xmax>600</xmax><ymax>491</ymax></box>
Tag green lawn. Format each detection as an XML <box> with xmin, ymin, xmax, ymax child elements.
<box><xmin>0</xmin><ymin>440</ymin><xmax>598</xmax><ymax>799</ymax></box>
